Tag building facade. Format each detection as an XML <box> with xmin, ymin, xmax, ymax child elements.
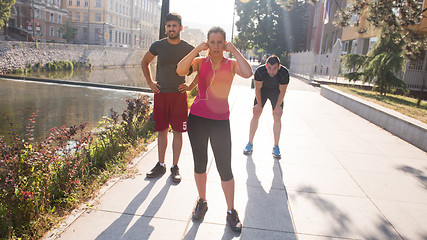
<box><xmin>7</xmin><ymin>0</ymin><xmax>68</xmax><ymax>42</ymax></box>
<box><xmin>181</xmin><ymin>26</ymin><xmax>205</xmax><ymax>48</ymax></box>
<box><xmin>65</xmin><ymin>0</ymin><xmax>160</xmax><ymax>47</ymax></box>
<box><xmin>341</xmin><ymin>0</ymin><xmax>426</xmax><ymax>55</ymax></box>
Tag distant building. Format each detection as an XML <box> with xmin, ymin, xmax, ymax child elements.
<box><xmin>181</xmin><ymin>26</ymin><xmax>205</xmax><ymax>47</ymax></box>
<box><xmin>65</xmin><ymin>0</ymin><xmax>160</xmax><ymax>47</ymax></box>
<box><xmin>7</xmin><ymin>0</ymin><xmax>68</xmax><ymax>42</ymax></box>
<box><xmin>341</xmin><ymin>0</ymin><xmax>426</xmax><ymax>55</ymax></box>
<box><xmin>306</xmin><ymin>0</ymin><xmax>346</xmax><ymax>55</ymax></box>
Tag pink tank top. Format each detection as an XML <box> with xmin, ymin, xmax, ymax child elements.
<box><xmin>190</xmin><ymin>56</ymin><xmax>234</xmax><ymax>120</ymax></box>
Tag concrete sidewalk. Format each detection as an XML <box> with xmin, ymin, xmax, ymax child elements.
<box><xmin>52</xmin><ymin>76</ymin><xmax>427</xmax><ymax>240</ymax></box>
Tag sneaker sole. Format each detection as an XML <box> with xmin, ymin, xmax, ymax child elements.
<box><xmin>231</xmin><ymin>226</ymin><xmax>242</xmax><ymax>232</ymax></box>
<box><xmin>146</xmin><ymin>171</ymin><xmax>166</xmax><ymax>178</ymax></box>
<box><xmin>243</xmin><ymin>150</ymin><xmax>252</xmax><ymax>155</ymax></box>
<box><xmin>171</xmin><ymin>177</ymin><xmax>181</xmax><ymax>183</ymax></box>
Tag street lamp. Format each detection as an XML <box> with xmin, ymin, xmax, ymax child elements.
<box><xmin>231</xmin><ymin>0</ymin><xmax>236</xmax><ymax>44</ymax></box>
<box><xmin>159</xmin><ymin>0</ymin><xmax>169</xmax><ymax>39</ymax></box>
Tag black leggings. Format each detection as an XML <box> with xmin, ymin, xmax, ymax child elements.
<box><xmin>187</xmin><ymin>114</ymin><xmax>233</xmax><ymax>181</ymax></box>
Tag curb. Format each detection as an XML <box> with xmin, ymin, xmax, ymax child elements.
<box><xmin>0</xmin><ymin>74</ymin><xmax>152</xmax><ymax>93</ymax></box>
<box><xmin>320</xmin><ymin>85</ymin><xmax>427</xmax><ymax>152</ymax></box>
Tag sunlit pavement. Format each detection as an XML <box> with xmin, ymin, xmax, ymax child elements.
<box><xmin>51</xmin><ymin>75</ymin><xmax>427</xmax><ymax>240</ymax></box>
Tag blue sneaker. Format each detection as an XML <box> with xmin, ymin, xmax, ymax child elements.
<box><xmin>272</xmin><ymin>145</ymin><xmax>281</xmax><ymax>159</ymax></box>
<box><xmin>243</xmin><ymin>142</ymin><xmax>253</xmax><ymax>155</ymax></box>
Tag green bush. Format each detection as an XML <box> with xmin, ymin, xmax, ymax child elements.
<box><xmin>0</xmin><ymin>95</ymin><xmax>154</xmax><ymax>239</ymax></box>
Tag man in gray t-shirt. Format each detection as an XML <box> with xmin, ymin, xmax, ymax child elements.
<box><xmin>149</xmin><ymin>38</ymin><xmax>194</xmax><ymax>92</ymax></box>
<box><xmin>141</xmin><ymin>13</ymin><xmax>194</xmax><ymax>183</ymax></box>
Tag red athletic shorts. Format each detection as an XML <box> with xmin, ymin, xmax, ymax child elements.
<box><xmin>154</xmin><ymin>92</ymin><xmax>188</xmax><ymax>132</ymax></box>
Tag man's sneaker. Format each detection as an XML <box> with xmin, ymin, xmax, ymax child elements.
<box><xmin>146</xmin><ymin>162</ymin><xmax>166</xmax><ymax>178</ymax></box>
<box><xmin>170</xmin><ymin>165</ymin><xmax>182</xmax><ymax>183</ymax></box>
<box><xmin>192</xmin><ymin>198</ymin><xmax>208</xmax><ymax>220</ymax></box>
<box><xmin>243</xmin><ymin>142</ymin><xmax>253</xmax><ymax>155</ymax></box>
<box><xmin>272</xmin><ymin>145</ymin><xmax>281</xmax><ymax>159</ymax></box>
<box><xmin>227</xmin><ymin>209</ymin><xmax>242</xmax><ymax>232</ymax></box>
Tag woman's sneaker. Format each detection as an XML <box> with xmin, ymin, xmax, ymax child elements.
<box><xmin>243</xmin><ymin>142</ymin><xmax>253</xmax><ymax>155</ymax></box>
<box><xmin>192</xmin><ymin>198</ymin><xmax>208</xmax><ymax>220</ymax></box>
<box><xmin>227</xmin><ymin>209</ymin><xmax>242</xmax><ymax>232</ymax></box>
<box><xmin>272</xmin><ymin>145</ymin><xmax>281</xmax><ymax>159</ymax></box>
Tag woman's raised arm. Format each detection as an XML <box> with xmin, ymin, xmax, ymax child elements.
<box><xmin>176</xmin><ymin>42</ymin><xmax>208</xmax><ymax>76</ymax></box>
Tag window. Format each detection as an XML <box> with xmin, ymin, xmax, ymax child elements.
<box><xmin>416</xmin><ymin>0</ymin><xmax>424</xmax><ymax>24</ymax></box>
<box><xmin>83</xmin><ymin>27</ymin><xmax>88</xmax><ymax>40</ymax></box>
<box><xmin>313</xmin><ymin>4</ymin><xmax>319</xmax><ymax>29</ymax></box>
<box><xmin>68</xmin><ymin>0</ymin><xmax>72</xmax><ymax>5</ymax></box>
<box><xmin>58</xmin><ymin>15</ymin><xmax>62</xmax><ymax>23</ymax></box>
<box><xmin>58</xmin><ymin>28</ymin><xmax>62</xmax><ymax>38</ymax></box>
<box><xmin>109</xmin><ymin>15</ymin><xmax>113</xmax><ymax>23</ymax></box>
<box><xmin>109</xmin><ymin>0</ymin><xmax>113</xmax><ymax>10</ymax></box>
<box><xmin>95</xmin><ymin>28</ymin><xmax>101</xmax><ymax>40</ymax></box>
<box><xmin>83</xmin><ymin>13</ymin><xmax>88</xmax><ymax>21</ymax></box>
<box><xmin>84</xmin><ymin>0</ymin><xmax>88</xmax><ymax>6</ymax></box>
<box><xmin>50</xmin><ymin>13</ymin><xmax>54</xmax><ymax>22</ymax></box>
<box><xmin>76</xmin><ymin>12</ymin><xmax>80</xmax><ymax>21</ymax></box>
<box><xmin>50</xmin><ymin>26</ymin><xmax>54</xmax><ymax>36</ymax></box>
<box><xmin>76</xmin><ymin>0</ymin><xmax>80</xmax><ymax>6</ymax></box>
<box><xmin>95</xmin><ymin>0</ymin><xmax>101</xmax><ymax>7</ymax></box>
<box><xmin>95</xmin><ymin>13</ymin><xmax>101</xmax><ymax>21</ymax></box>
<box><xmin>35</xmin><ymin>8</ymin><xmax>40</xmax><ymax>18</ymax></box>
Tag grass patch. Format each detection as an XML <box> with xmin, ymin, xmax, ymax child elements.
<box><xmin>330</xmin><ymin>85</ymin><xmax>427</xmax><ymax>124</ymax></box>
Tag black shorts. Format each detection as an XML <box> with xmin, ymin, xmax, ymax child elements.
<box><xmin>254</xmin><ymin>89</ymin><xmax>283</xmax><ymax>109</ymax></box>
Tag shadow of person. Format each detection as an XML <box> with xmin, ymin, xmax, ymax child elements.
<box><xmin>95</xmin><ymin>177</ymin><xmax>168</xmax><ymax>240</ymax></box>
<box><xmin>238</xmin><ymin>154</ymin><xmax>297</xmax><ymax>239</ymax></box>
<box><xmin>119</xmin><ymin>181</ymin><xmax>171</xmax><ymax>239</ymax></box>
<box><xmin>182</xmin><ymin>219</ymin><xmax>201</xmax><ymax>240</ymax></box>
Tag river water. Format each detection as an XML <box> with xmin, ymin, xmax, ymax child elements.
<box><xmin>0</xmin><ymin>66</ymin><xmax>152</xmax><ymax>143</ymax></box>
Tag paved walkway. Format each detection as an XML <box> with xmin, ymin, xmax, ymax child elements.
<box><xmin>52</xmin><ymin>76</ymin><xmax>427</xmax><ymax>240</ymax></box>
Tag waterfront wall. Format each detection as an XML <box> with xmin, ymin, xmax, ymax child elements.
<box><xmin>0</xmin><ymin>41</ymin><xmax>147</xmax><ymax>74</ymax></box>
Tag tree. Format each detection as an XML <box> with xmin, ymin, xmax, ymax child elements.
<box><xmin>341</xmin><ymin>28</ymin><xmax>408</xmax><ymax>96</ymax></box>
<box><xmin>285</xmin><ymin>0</ymin><xmax>426</xmax><ymax>97</ymax></box>
<box><xmin>0</xmin><ymin>0</ymin><xmax>15</xmax><ymax>28</ymax></box>
<box><xmin>234</xmin><ymin>0</ymin><xmax>309</xmax><ymax>57</ymax></box>
<box><xmin>61</xmin><ymin>22</ymin><xmax>76</xmax><ymax>43</ymax></box>
<box><xmin>283</xmin><ymin>0</ymin><xmax>426</xmax><ymax>58</ymax></box>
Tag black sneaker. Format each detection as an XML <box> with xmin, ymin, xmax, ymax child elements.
<box><xmin>146</xmin><ymin>162</ymin><xmax>166</xmax><ymax>178</ymax></box>
<box><xmin>170</xmin><ymin>165</ymin><xmax>182</xmax><ymax>183</ymax></box>
<box><xmin>192</xmin><ymin>198</ymin><xmax>208</xmax><ymax>220</ymax></box>
<box><xmin>227</xmin><ymin>209</ymin><xmax>242</xmax><ymax>232</ymax></box>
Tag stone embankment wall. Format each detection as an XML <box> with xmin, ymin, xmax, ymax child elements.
<box><xmin>0</xmin><ymin>41</ymin><xmax>147</xmax><ymax>74</ymax></box>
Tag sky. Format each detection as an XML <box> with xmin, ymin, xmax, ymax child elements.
<box><xmin>169</xmin><ymin>0</ymin><xmax>236</xmax><ymax>41</ymax></box>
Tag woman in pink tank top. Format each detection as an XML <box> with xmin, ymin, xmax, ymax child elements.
<box><xmin>176</xmin><ymin>26</ymin><xmax>252</xmax><ymax>232</ymax></box>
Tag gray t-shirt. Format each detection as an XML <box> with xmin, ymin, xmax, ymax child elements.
<box><xmin>149</xmin><ymin>38</ymin><xmax>194</xmax><ymax>92</ymax></box>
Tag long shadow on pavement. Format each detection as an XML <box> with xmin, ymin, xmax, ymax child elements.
<box><xmin>95</xmin><ymin>176</ymin><xmax>171</xmax><ymax>240</ymax></box>
<box><xmin>243</xmin><ymin>155</ymin><xmax>297</xmax><ymax>239</ymax></box>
